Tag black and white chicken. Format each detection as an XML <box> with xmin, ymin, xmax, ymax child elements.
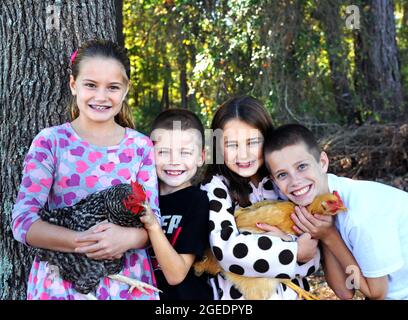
<box><xmin>36</xmin><ymin>181</ymin><xmax>160</xmax><ymax>299</ymax></box>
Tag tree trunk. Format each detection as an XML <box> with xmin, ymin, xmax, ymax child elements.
<box><xmin>115</xmin><ymin>0</ymin><xmax>124</xmax><ymax>47</ymax></box>
<box><xmin>261</xmin><ymin>0</ymin><xmax>303</xmax><ymax>122</ymax></box>
<box><xmin>315</xmin><ymin>0</ymin><xmax>358</xmax><ymax>125</ymax></box>
<box><xmin>355</xmin><ymin>0</ymin><xmax>403</xmax><ymax>122</ymax></box>
<box><xmin>179</xmin><ymin>53</ymin><xmax>188</xmax><ymax>109</ymax></box>
<box><xmin>0</xmin><ymin>0</ymin><xmax>118</xmax><ymax>300</ymax></box>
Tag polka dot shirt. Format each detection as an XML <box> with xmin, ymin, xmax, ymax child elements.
<box><xmin>201</xmin><ymin>175</ymin><xmax>320</xmax><ymax>300</ymax></box>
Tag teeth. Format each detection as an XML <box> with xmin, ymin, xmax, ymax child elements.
<box><xmin>237</xmin><ymin>162</ymin><xmax>252</xmax><ymax>167</ymax></box>
<box><xmin>165</xmin><ymin>170</ymin><xmax>184</xmax><ymax>176</ymax></box>
<box><xmin>90</xmin><ymin>105</ymin><xmax>110</xmax><ymax>110</ymax></box>
<box><xmin>293</xmin><ymin>186</ymin><xmax>310</xmax><ymax>196</ymax></box>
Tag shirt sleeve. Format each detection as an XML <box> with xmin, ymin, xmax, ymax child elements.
<box><xmin>136</xmin><ymin>137</ymin><xmax>161</xmax><ymax>223</ymax></box>
<box><xmin>12</xmin><ymin>129</ymin><xmax>56</xmax><ymax>245</ymax></box>
<box><xmin>174</xmin><ymin>191</ymin><xmax>210</xmax><ymax>259</ymax></box>
<box><xmin>201</xmin><ymin>176</ymin><xmax>315</xmax><ymax>279</ymax></box>
<box><xmin>348</xmin><ymin>218</ymin><xmax>403</xmax><ymax>278</ymax></box>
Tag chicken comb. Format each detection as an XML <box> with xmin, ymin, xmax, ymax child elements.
<box><xmin>123</xmin><ymin>181</ymin><xmax>147</xmax><ymax>215</ymax></box>
<box><xmin>333</xmin><ymin>191</ymin><xmax>344</xmax><ymax>207</ymax></box>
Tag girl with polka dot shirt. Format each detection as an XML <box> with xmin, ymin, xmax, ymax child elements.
<box><xmin>11</xmin><ymin>40</ymin><xmax>160</xmax><ymax>300</ymax></box>
<box><xmin>201</xmin><ymin>96</ymin><xmax>320</xmax><ymax>299</ymax></box>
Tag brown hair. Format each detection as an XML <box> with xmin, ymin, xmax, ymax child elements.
<box><xmin>263</xmin><ymin>123</ymin><xmax>321</xmax><ymax>161</ymax></box>
<box><xmin>151</xmin><ymin>108</ymin><xmax>205</xmax><ymax>148</ymax></box>
<box><xmin>204</xmin><ymin>95</ymin><xmax>274</xmax><ymax>207</ymax></box>
<box><xmin>69</xmin><ymin>39</ymin><xmax>135</xmax><ymax>129</ymax></box>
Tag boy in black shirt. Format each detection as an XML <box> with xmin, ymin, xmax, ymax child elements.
<box><xmin>140</xmin><ymin>109</ymin><xmax>213</xmax><ymax>300</ymax></box>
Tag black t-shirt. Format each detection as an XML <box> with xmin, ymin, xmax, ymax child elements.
<box><xmin>151</xmin><ymin>186</ymin><xmax>213</xmax><ymax>300</ymax></box>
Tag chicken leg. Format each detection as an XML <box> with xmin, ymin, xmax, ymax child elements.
<box><xmin>108</xmin><ymin>274</ymin><xmax>162</xmax><ymax>295</ymax></box>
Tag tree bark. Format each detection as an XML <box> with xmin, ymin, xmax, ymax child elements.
<box><xmin>115</xmin><ymin>0</ymin><xmax>124</xmax><ymax>47</ymax></box>
<box><xmin>0</xmin><ymin>0</ymin><xmax>118</xmax><ymax>300</ymax></box>
<box><xmin>179</xmin><ymin>52</ymin><xmax>188</xmax><ymax>109</ymax></box>
<box><xmin>315</xmin><ymin>0</ymin><xmax>358</xmax><ymax>125</ymax></box>
<box><xmin>355</xmin><ymin>0</ymin><xmax>404</xmax><ymax>122</ymax></box>
<box><xmin>260</xmin><ymin>0</ymin><xmax>304</xmax><ymax>122</ymax></box>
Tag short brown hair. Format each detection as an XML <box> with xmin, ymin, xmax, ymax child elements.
<box><xmin>264</xmin><ymin>123</ymin><xmax>321</xmax><ymax>161</ymax></box>
<box><xmin>151</xmin><ymin>108</ymin><xmax>205</xmax><ymax>148</ymax></box>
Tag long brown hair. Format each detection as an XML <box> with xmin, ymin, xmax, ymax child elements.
<box><xmin>204</xmin><ymin>95</ymin><xmax>274</xmax><ymax>207</ymax></box>
<box><xmin>69</xmin><ymin>39</ymin><xmax>135</xmax><ymax>129</ymax></box>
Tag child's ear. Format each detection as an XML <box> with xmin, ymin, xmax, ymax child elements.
<box><xmin>319</xmin><ymin>151</ymin><xmax>329</xmax><ymax>173</ymax></box>
<box><xmin>124</xmin><ymin>81</ymin><xmax>131</xmax><ymax>97</ymax></box>
<box><xmin>197</xmin><ymin>149</ymin><xmax>205</xmax><ymax>167</ymax></box>
<box><xmin>69</xmin><ymin>75</ymin><xmax>77</xmax><ymax>95</ymax></box>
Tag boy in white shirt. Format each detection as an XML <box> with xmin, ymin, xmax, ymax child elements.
<box><xmin>263</xmin><ymin>123</ymin><xmax>408</xmax><ymax>300</ymax></box>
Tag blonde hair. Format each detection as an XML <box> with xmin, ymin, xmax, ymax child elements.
<box><xmin>68</xmin><ymin>39</ymin><xmax>135</xmax><ymax>129</ymax></box>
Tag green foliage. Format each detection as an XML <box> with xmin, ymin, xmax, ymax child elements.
<box><xmin>123</xmin><ymin>0</ymin><xmax>407</xmax><ymax>132</ymax></box>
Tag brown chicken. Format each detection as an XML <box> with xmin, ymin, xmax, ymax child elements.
<box><xmin>194</xmin><ymin>191</ymin><xmax>347</xmax><ymax>300</ymax></box>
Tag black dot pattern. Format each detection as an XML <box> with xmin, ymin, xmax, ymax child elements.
<box><xmin>279</xmin><ymin>250</ymin><xmax>294</xmax><ymax>265</ymax></box>
<box><xmin>233</xmin><ymin>243</ymin><xmax>248</xmax><ymax>258</ymax></box>
<box><xmin>218</xmin><ymin>289</ymin><xmax>224</xmax><ymax>299</ymax></box>
<box><xmin>212</xmin><ymin>246</ymin><xmax>223</xmax><ymax>261</ymax></box>
<box><xmin>306</xmin><ymin>266</ymin><xmax>316</xmax><ymax>276</ymax></box>
<box><xmin>230</xmin><ymin>286</ymin><xmax>243</xmax><ymax>299</ymax></box>
<box><xmin>214</xmin><ymin>188</ymin><xmax>228</xmax><ymax>199</ymax></box>
<box><xmin>229</xmin><ymin>264</ymin><xmax>245</xmax><ymax>275</ymax></box>
<box><xmin>302</xmin><ymin>278</ymin><xmax>310</xmax><ymax>291</ymax></box>
<box><xmin>201</xmin><ymin>175</ymin><xmax>320</xmax><ymax>299</ymax></box>
<box><xmin>220</xmin><ymin>226</ymin><xmax>233</xmax><ymax>241</ymax></box>
<box><xmin>263</xmin><ymin>180</ymin><xmax>274</xmax><ymax>190</ymax></box>
<box><xmin>258</xmin><ymin>236</ymin><xmax>272</xmax><ymax>250</ymax></box>
<box><xmin>208</xmin><ymin>220</ymin><xmax>215</xmax><ymax>232</ymax></box>
<box><xmin>209</xmin><ymin>200</ymin><xmax>222</xmax><ymax>212</ymax></box>
<box><xmin>221</xmin><ymin>220</ymin><xmax>232</xmax><ymax>228</ymax></box>
<box><xmin>253</xmin><ymin>259</ymin><xmax>269</xmax><ymax>273</ymax></box>
<box><xmin>291</xmin><ymin>278</ymin><xmax>300</xmax><ymax>287</ymax></box>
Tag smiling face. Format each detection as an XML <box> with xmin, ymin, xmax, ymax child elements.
<box><xmin>222</xmin><ymin>119</ymin><xmax>264</xmax><ymax>179</ymax></box>
<box><xmin>154</xmin><ymin>128</ymin><xmax>204</xmax><ymax>195</ymax></box>
<box><xmin>265</xmin><ymin>142</ymin><xmax>330</xmax><ymax>206</ymax></box>
<box><xmin>69</xmin><ymin>57</ymin><xmax>129</xmax><ymax>125</ymax></box>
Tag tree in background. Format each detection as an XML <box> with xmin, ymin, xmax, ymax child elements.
<box><xmin>355</xmin><ymin>0</ymin><xmax>404</xmax><ymax>122</ymax></box>
<box><xmin>123</xmin><ymin>0</ymin><xmax>407</xmax><ymax>134</ymax></box>
<box><xmin>0</xmin><ymin>0</ymin><xmax>119</xmax><ymax>300</ymax></box>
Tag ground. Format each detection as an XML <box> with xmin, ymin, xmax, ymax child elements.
<box><xmin>309</xmin><ymin>268</ymin><xmax>365</xmax><ymax>300</ymax></box>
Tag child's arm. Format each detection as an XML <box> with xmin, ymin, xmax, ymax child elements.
<box><xmin>11</xmin><ymin>129</ymin><xmax>96</xmax><ymax>252</ymax></box>
<box><xmin>76</xmin><ymin>136</ymin><xmax>159</xmax><ymax>258</ymax></box>
<box><xmin>321</xmin><ymin>243</ymin><xmax>355</xmax><ymax>299</ymax></box>
<box><xmin>26</xmin><ymin>220</ymin><xmax>94</xmax><ymax>252</ymax></box>
<box><xmin>140</xmin><ymin>209</ymin><xmax>195</xmax><ymax>285</ymax></box>
<box><xmin>292</xmin><ymin>207</ymin><xmax>388</xmax><ymax>299</ymax></box>
<box><xmin>75</xmin><ymin>222</ymin><xmax>148</xmax><ymax>260</ymax></box>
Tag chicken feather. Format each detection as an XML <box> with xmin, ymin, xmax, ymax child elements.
<box><xmin>36</xmin><ymin>181</ymin><xmax>159</xmax><ymax>297</ymax></box>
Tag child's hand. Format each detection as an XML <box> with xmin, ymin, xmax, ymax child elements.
<box><xmin>296</xmin><ymin>233</ymin><xmax>318</xmax><ymax>263</ymax></box>
<box><xmin>255</xmin><ymin>223</ymin><xmax>293</xmax><ymax>241</ymax></box>
<box><xmin>75</xmin><ymin>223</ymin><xmax>133</xmax><ymax>260</ymax></box>
<box><xmin>140</xmin><ymin>204</ymin><xmax>161</xmax><ymax>232</ymax></box>
<box><xmin>291</xmin><ymin>206</ymin><xmax>336</xmax><ymax>240</ymax></box>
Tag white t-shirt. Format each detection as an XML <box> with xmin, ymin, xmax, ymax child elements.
<box><xmin>328</xmin><ymin>173</ymin><xmax>408</xmax><ymax>299</ymax></box>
